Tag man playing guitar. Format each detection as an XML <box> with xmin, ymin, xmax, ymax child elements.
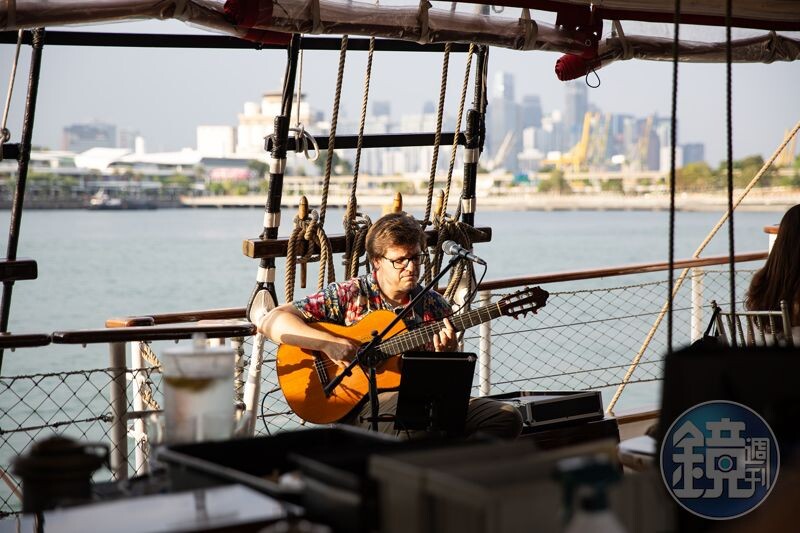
<box><xmin>258</xmin><ymin>212</ymin><xmax>522</xmax><ymax>438</ymax></box>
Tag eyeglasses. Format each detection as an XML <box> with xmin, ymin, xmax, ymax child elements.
<box><xmin>382</xmin><ymin>253</ymin><xmax>426</xmax><ymax>270</ymax></box>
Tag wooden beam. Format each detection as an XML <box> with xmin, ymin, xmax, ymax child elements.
<box><xmin>52</xmin><ymin>322</ymin><xmax>255</xmax><ymax>345</ymax></box>
<box><xmin>243</xmin><ymin>227</ymin><xmax>493</xmax><ymax>259</ymax></box>
<box><xmin>0</xmin><ymin>333</ymin><xmax>51</xmax><ymax>349</ymax></box>
<box><xmin>0</xmin><ymin>258</ymin><xmax>37</xmax><ymax>282</ymax></box>
<box><xmin>105</xmin><ymin>307</ymin><xmax>246</xmax><ymax>328</ymax></box>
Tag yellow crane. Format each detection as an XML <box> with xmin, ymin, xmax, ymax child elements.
<box><xmin>587</xmin><ymin>113</ymin><xmax>611</xmax><ymax>169</ymax></box>
<box><xmin>542</xmin><ymin>111</ymin><xmax>596</xmax><ymax>172</ymax></box>
<box><xmin>636</xmin><ymin>114</ymin><xmax>654</xmax><ymax>171</ymax></box>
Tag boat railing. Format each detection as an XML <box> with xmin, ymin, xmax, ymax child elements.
<box><xmin>0</xmin><ymin>251</ymin><xmax>766</xmax><ymax>516</ymax></box>
<box><xmin>0</xmin><ymin>321</ymin><xmax>253</xmax><ymax>515</ymax></box>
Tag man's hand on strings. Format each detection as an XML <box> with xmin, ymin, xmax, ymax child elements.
<box><xmin>433</xmin><ymin>318</ymin><xmax>457</xmax><ymax>352</ymax></box>
<box><xmin>324</xmin><ymin>337</ymin><xmax>361</xmax><ymax>369</ymax></box>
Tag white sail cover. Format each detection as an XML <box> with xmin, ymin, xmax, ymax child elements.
<box><xmin>0</xmin><ymin>0</ymin><xmax>798</xmax><ymax>70</ymax></box>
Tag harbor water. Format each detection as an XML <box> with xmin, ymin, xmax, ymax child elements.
<box><xmin>0</xmin><ymin>206</ymin><xmax>783</xmax><ymax>377</ymax></box>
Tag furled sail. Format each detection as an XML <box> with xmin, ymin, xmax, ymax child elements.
<box><xmin>0</xmin><ymin>0</ymin><xmax>798</xmax><ymax>76</ymax></box>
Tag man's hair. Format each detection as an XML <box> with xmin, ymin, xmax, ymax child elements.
<box><xmin>366</xmin><ymin>212</ymin><xmax>427</xmax><ymax>260</ymax></box>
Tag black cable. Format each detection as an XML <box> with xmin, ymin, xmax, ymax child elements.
<box><xmin>259</xmin><ymin>389</ymin><xmax>272</xmax><ymax>436</ymax></box>
<box><xmin>442</xmin><ymin>261</ymin><xmax>487</xmax><ymax>319</ymax></box>
<box><xmin>667</xmin><ymin>0</ymin><xmax>681</xmax><ymax>355</ymax></box>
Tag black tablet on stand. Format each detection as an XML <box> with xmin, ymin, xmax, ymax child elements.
<box><xmin>394</xmin><ymin>351</ymin><xmax>477</xmax><ymax>437</ymax></box>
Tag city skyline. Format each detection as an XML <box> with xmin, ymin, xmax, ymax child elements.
<box><xmin>0</xmin><ymin>19</ymin><xmax>798</xmax><ymax>167</ymax></box>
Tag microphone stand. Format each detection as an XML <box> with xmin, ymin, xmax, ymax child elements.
<box><xmin>323</xmin><ymin>254</ymin><xmax>465</xmax><ymax>431</ymax></box>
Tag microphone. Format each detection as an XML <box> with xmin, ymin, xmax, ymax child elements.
<box><xmin>442</xmin><ymin>240</ymin><xmax>486</xmax><ymax>265</ymax></box>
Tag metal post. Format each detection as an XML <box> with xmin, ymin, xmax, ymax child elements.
<box><xmin>129</xmin><ymin>341</ymin><xmax>146</xmax><ymax>475</ymax></box>
<box><xmin>108</xmin><ymin>342</ymin><xmax>129</xmax><ymax>481</ymax></box>
<box><xmin>691</xmin><ymin>267</ymin><xmax>705</xmax><ymax>342</ymax></box>
<box><xmin>243</xmin><ymin>35</ymin><xmax>301</xmax><ymax>434</ymax></box>
<box><xmin>0</xmin><ymin>29</ymin><xmax>44</xmax><ymax>373</ymax></box>
<box><xmin>243</xmin><ymin>334</ymin><xmax>266</xmax><ymax>436</ymax></box>
<box><xmin>478</xmin><ymin>289</ymin><xmax>492</xmax><ymax>396</ymax></box>
<box><xmin>460</xmin><ymin>45</ymin><xmax>487</xmax><ymax>228</ymax></box>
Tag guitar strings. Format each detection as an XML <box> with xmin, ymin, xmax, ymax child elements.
<box><xmin>316</xmin><ymin>303</ymin><xmax>508</xmax><ymax>371</ymax></box>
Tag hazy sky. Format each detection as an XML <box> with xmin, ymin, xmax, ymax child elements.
<box><xmin>0</xmin><ymin>18</ymin><xmax>798</xmax><ymax>166</ymax></box>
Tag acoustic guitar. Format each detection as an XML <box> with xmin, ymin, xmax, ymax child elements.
<box><xmin>276</xmin><ymin>286</ymin><xmax>549</xmax><ymax>424</ymax></box>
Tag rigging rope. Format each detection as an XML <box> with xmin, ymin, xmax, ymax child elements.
<box><xmin>343</xmin><ymin>36</ymin><xmax>376</xmax><ymax>280</ymax></box>
<box><xmin>284</xmin><ymin>36</ymin><xmax>349</xmax><ymax>299</ymax></box>
<box><xmin>419</xmin><ymin>44</ymin><xmax>452</xmax><ymax>286</ymax></box>
<box><xmin>0</xmin><ymin>30</ymin><xmax>23</xmax><ymax>147</ymax></box>
<box><xmin>443</xmin><ymin>44</ymin><xmax>474</xmax><ymax>218</ymax></box>
<box><xmin>725</xmin><ymin>0</ymin><xmax>736</xmax><ymax>338</ymax></box>
<box><xmin>424</xmin><ymin>44</ymin><xmax>485</xmax><ymax>311</ymax></box>
<box><xmin>422</xmin><ymin>43</ymin><xmax>451</xmax><ymax>229</ymax></box>
<box><xmin>288</xmin><ymin>49</ymin><xmax>320</xmax><ymax>161</ymax></box>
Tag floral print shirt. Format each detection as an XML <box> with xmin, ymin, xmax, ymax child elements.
<box><xmin>293</xmin><ymin>272</ymin><xmax>452</xmax><ymax>329</ymax></box>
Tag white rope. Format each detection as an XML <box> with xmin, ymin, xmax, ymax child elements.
<box><xmin>287</xmin><ymin>48</ymin><xmax>319</xmax><ymax>161</ymax></box>
<box><xmin>289</xmin><ymin>124</ymin><xmax>320</xmax><ymax>161</ymax></box>
<box><xmin>295</xmin><ymin>47</ymin><xmax>304</xmax><ymax>128</ymax></box>
<box><xmin>1</xmin><ymin>29</ymin><xmax>23</xmax><ymax>146</ymax></box>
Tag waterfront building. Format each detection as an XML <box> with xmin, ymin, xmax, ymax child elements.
<box><xmin>117</xmin><ymin>129</ymin><xmax>140</xmax><ymax>151</ymax></box>
<box><xmin>197</xmin><ymin>125</ymin><xmax>237</xmax><ymax>157</ymax></box>
<box><xmin>682</xmin><ymin>143</ymin><xmax>706</xmax><ymax>165</ymax></box>
<box><xmin>62</xmin><ymin>121</ymin><xmax>117</xmax><ymax>153</ymax></box>
<box><xmin>235</xmin><ymin>92</ymin><xmax>313</xmax><ymax>157</ymax></box>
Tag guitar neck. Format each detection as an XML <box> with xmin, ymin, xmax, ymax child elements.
<box><xmin>377</xmin><ymin>303</ymin><xmax>502</xmax><ymax>357</ymax></box>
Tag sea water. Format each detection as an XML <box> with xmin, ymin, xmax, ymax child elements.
<box><xmin>0</xmin><ymin>207</ymin><xmax>783</xmax><ymax>378</ymax></box>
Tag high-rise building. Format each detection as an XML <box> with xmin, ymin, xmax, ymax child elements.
<box><xmin>520</xmin><ymin>95</ymin><xmax>542</xmax><ymax>130</ymax></box>
<box><xmin>563</xmin><ymin>81</ymin><xmax>588</xmax><ymax>151</ymax></box>
<box><xmin>682</xmin><ymin>143</ymin><xmax>706</xmax><ymax>165</ymax></box>
<box><xmin>62</xmin><ymin>121</ymin><xmax>117</xmax><ymax>153</ymax></box>
<box><xmin>487</xmin><ymin>71</ymin><xmax>521</xmax><ymax>172</ymax></box>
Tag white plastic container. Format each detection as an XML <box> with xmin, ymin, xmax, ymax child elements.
<box><xmin>161</xmin><ymin>335</ymin><xmax>235</xmax><ymax>444</ymax></box>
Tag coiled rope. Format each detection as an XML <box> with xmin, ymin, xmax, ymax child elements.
<box><xmin>285</xmin><ymin>199</ymin><xmax>335</xmax><ymax>302</ymax></box>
